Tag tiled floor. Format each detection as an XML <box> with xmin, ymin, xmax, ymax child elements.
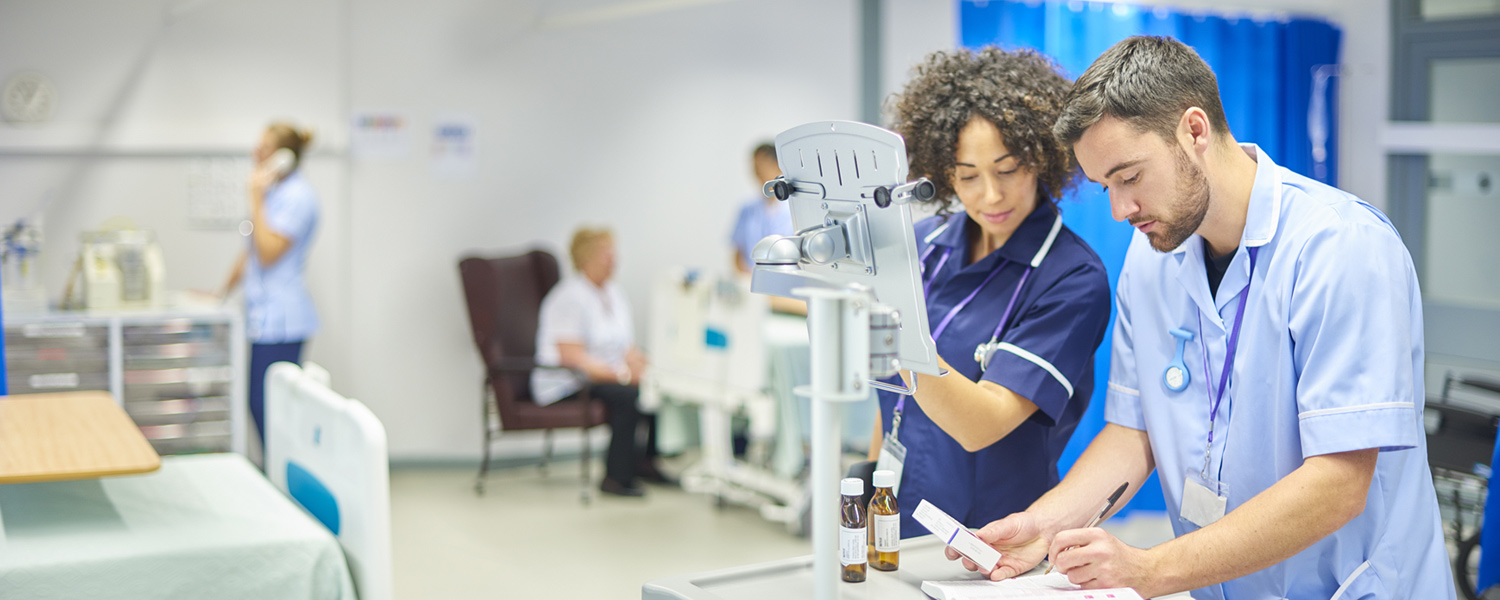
<box><xmin>390</xmin><ymin>455</ymin><xmax>1181</xmax><ymax>599</ymax></box>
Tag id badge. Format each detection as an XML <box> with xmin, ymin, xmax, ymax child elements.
<box><xmin>876</xmin><ymin>432</ymin><xmax>906</xmax><ymax>497</ymax></box>
<box><xmin>1180</xmin><ymin>472</ymin><xmax>1229</xmax><ymax>528</ymax></box>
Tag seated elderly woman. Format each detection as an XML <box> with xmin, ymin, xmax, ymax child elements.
<box><xmin>531</xmin><ymin>227</ymin><xmax>668</xmax><ymax>497</ymax></box>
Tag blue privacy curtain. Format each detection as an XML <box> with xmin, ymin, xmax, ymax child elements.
<box><xmin>959</xmin><ymin>1</ymin><xmax>1342</xmax><ymax>515</ymax></box>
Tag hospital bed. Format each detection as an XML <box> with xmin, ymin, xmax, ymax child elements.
<box><xmin>642</xmin><ymin>269</ymin><xmax>809</xmax><ymax>529</ymax></box>
<box><xmin>266</xmin><ymin>361</ymin><xmax>393</xmax><ymax>600</ymax></box>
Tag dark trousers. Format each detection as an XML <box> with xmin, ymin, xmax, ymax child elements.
<box><xmin>249</xmin><ymin>341</ymin><xmax>304</xmax><ymax>450</ymax></box>
<box><xmin>591</xmin><ymin>384</ymin><xmax>657</xmax><ymax>484</ymax></box>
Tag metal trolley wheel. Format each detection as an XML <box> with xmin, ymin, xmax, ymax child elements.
<box><xmin>1458</xmin><ymin>530</ymin><xmax>1482</xmax><ymax>600</ymax></box>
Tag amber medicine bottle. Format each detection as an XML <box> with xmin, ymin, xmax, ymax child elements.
<box><xmin>868</xmin><ymin>469</ymin><xmax>899</xmax><ymax>571</ymax></box>
<box><xmin>840</xmin><ymin>477</ymin><xmax>867</xmax><ymax>582</ymax></box>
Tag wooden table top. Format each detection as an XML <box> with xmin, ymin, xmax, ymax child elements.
<box><xmin>0</xmin><ymin>391</ymin><xmax>161</xmax><ymax>484</ymax></box>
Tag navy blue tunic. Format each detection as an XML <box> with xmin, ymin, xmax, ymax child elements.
<box><xmin>879</xmin><ymin>207</ymin><xmax>1111</xmax><ymax>537</ymax></box>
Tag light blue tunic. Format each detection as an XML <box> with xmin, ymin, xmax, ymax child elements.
<box><xmin>245</xmin><ymin>171</ymin><xmax>320</xmax><ymax>344</ymax></box>
<box><xmin>1105</xmin><ymin>145</ymin><xmax>1453</xmax><ymax>599</ymax></box>
<box><xmin>729</xmin><ymin>195</ymin><xmax>793</xmax><ymax>272</ymax></box>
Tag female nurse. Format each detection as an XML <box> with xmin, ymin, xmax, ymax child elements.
<box><xmin>217</xmin><ymin>122</ymin><xmax>321</xmax><ymax>453</ymax></box>
<box><xmin>871</xmin><ymin>48</ymin><xmax>1112</xmax><ymax>536</ymax></box>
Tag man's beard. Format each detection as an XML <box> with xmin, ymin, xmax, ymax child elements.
<box><xmin>1140</xmin><ymin>146</ymin><xmax>1211</xmax><ymax>253</ymax></box>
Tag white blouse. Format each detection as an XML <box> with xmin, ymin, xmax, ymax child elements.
<box><xmin>531</xmin><ymin>276</ymin><xmax>634</xmax><ymax>406</ymax></box>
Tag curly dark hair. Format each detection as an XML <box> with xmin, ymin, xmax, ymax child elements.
<box><xmin>889</xmin><ymin>47</ymin><xmax>1076</xmax><ymax>216</ymax></box>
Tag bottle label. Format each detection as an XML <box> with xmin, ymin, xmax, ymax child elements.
<box><xmin>840</xmin><ymin>526</ymin><xmax>867</xmax><ymax>566</ymax></box>
<box><xmin>873</xmin><ymin>513</ymin><xmax>900</xmax><ymax>552</ymax></box>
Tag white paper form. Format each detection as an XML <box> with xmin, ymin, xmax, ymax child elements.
<box><xmin>921</xmin><ymin>573</ymin><xmax>1144</xmax><ymax>600</ymax></box>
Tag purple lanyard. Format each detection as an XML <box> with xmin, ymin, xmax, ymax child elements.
<box><xmin>896</xmin><ymin>245</ymin><xmax>1031</xmax><ymax>415</ymax></box>
<box><xmin>930</xmin><ymin>250</ymin><xmax>1008</xmax><ymax>341</ymax></box>
<box><xmin>1196</xmin><ymin>246</ymin><xmax>1259</xmax><ymax>476</ymax></box>
<box><xmin>921</xmin><ymin>243</ymin><xmax>951</xmax><ymax>300</ymax></box>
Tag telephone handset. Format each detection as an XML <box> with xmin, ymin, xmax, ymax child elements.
<box><xmin>264</xmin><ymin>148</ymin><xmax>296</xmax><ymax>178</ymax></box>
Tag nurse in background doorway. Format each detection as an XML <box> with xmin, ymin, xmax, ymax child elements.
<box><xmin>730</xmin><ymin>142</ymin><xmax>804</xmax><ymax>315</ymax></box>
<box><xmin>869</xmin><ymin>48</ymin><xmax>1112</xmax><ymax>537</ymax></box>
<box><xmin>730</xmin><ymin>142</ymin><xmax>790</xmax><ymax>276</ymax></box>
<box><xmin>215</xmin><ymin>122</ymin><xmax>321</xmax><ymax>455</ymax></box>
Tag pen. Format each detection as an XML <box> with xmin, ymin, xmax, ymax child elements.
<box><xmin>1044</xmin><ymin>482</ymin><xmax>1128</xmax><ymax>575</ymax></box>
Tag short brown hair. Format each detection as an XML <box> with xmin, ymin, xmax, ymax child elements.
<box><xmin>264</xmin><ymin>121</ymin><xmax>315</xmax><ymax>165</ymax></box>
<box><xmin>752</xmin><ymin>142</ymin><xmax>776</xmax><ymax>163</ymax></box>
<box><xmin>568</xmin><ymin>227</ymin><xmax>613</xmax><ymax>271</ymax></box>
<box><xmin>1053</xmin><ymin>36</ymin><xmax>1230</xmax><ymax>148</ymax></box>
<box><xmin>889</xmin><ymin>47</ymin><xmax>1075</xmax><ymax>215</ymax></box>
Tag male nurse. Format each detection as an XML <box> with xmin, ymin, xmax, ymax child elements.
<box><xmin>949</xmin><ymin>36</ymin><xmax>1454</xmax><ymax>599</ymax></box>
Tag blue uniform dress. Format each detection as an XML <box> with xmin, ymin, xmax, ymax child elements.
<box><xmin>1105</xmin><ymin>145</ymin><xmax>1453</xmax><ymax>599</ymax></box>
<box><xmin>245</xmin><ymin>170</ymin><xmax>320</xmax><ymax>446</ymax></box>
<box><xmin>730</xmin><ymin>195</ymin><xmax>794</xmax><ymax>272</ymax></box>
<box><xmin>879</xmin><ymin>207</ymin><xmax>1111</xmax><ymax>537</ymax></box>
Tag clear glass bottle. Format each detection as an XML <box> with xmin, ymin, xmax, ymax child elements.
<box><xmin>840</xmin><ymin>477</ymin><xmax>867</xmax><ymax>582</ymax></box>
<box><xmin>868</xmin><ymin>469</ymin><xmax>899</xmax><ymax>571</ymax></box>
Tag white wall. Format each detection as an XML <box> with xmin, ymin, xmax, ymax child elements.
<box><xmin>882</xmin><ymin>0</ymin><xmax>959</xmax><ymax>116</ymax></box>
<box><xmin>0</xmin><ymin>0</ymin><xmax>1390</xmax><ymax>462</ymax></box>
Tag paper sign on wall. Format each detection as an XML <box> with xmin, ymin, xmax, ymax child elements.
<box><xmin>351</xmin><ymin>111</ymin><xmax>411</xmax><ymax>159</ymax></box>
<box><xmin>431</xmin><ymin>114</ymin><xmax>477</xmax><ymax>179</ymax></box>
<box><xmin>187</xmin><ymin>157</ymin><xmax>251</xmax><ymax>230</ymax></box>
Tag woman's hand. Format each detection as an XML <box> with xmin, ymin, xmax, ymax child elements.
<box><xmin>625</xmin><ymin>348</ymin><xmax>649</xmax><ymax>384</ymax></box>
<box><xmin>188</xmin><ymin>288</ymin><xmax>224</xmax><ymax>304</ymax></box>
<box><xmin>248</xmin><ymin>163</ymin><xmax>279</xmax><ymax>208</ymax></box>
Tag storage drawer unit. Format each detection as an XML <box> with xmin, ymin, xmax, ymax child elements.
<box><xmin>4</xmin><ymin>322</ymin><xmax>111</xmax><ymax>395</ymax></box>
<box><xmin>3</xmin><ymin>308</ymin><xmax>247</xmax><ymax>456</ymax></box>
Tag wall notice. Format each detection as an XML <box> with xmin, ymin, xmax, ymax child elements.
<box><xmin>351</xmin><ymin>111</ymin><xmax>411</xmax><ymax>159</ymax></box>
<box><xmin>431</xmin><ymin>114</ymin><xmax>477</xmax><ymax>179</ymax></box>
<box><xmin>187</xmin><ymin>157</ymin><xmax>251</xmax><ymax>230</ymax></box>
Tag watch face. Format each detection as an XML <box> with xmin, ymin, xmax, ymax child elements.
<box><xmin>2</xmin><ymin>71</ymin><xmax>57</xmax><ymax>124</ymax></box>
<box><xmin>1165</xmin><ymin>366</ymin><xmax>1184</xmax><ymax>389</ymax></box>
